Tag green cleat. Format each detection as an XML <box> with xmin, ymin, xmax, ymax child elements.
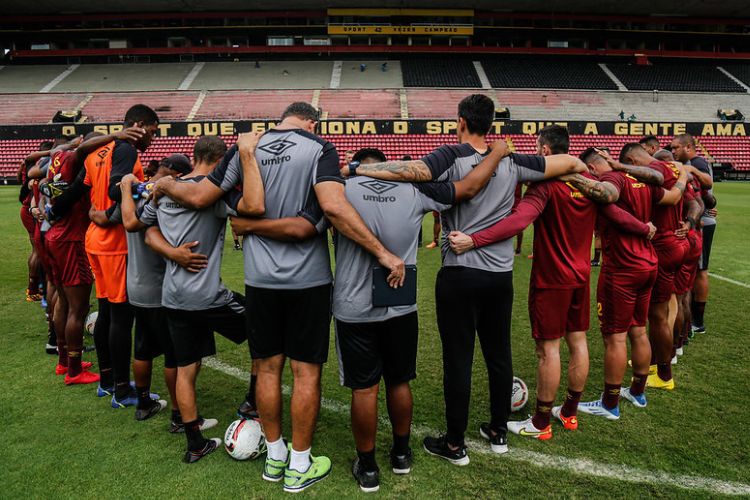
<box><xmin>283</xmin><ymin>454</ymin><xmax>332</xmax><ymax>493</ymax></box>
<box><xmin>263</xmin><ymin>448</ymin><xmax>290</xmax><ymax>483</ymax></box>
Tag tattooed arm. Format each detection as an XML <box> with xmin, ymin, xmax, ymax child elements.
<box><xmin>595</xmin><ymin>148</ymin><xmax>664</xmax><ymax>185</ymax></box>
<box><xmin>557</xmin><ymin>173</ymin><xmax>619</xmax><ymax>204</ymax></box>
<box><xmin>353</xmin><ymin>159</ymin><xmax>434</xmax><ymax>182</ymax></box>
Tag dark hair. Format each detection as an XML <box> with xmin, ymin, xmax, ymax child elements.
<box><xmin>194</xmin><ymin>136</ymin><xmax>227</xmax><ymax>165</ymax></box>
<box><xmin>353</xmin><ymin>147</ymin><xmax>387</xmax><ymax>163</ymax></box>
<box><xmin>618</xmin><ymin>142</ymin><xmax>645</xmax><ymax>163</ymax></box>
<box><xmin>281</xmin><ymin>102</ymin><xmax>320</xmax><ymax>122</ymax></box>
<box><xmin>38</xmin><ymin>140</ymin><xmax>53</xmax><ymax>151</ymax></box>
<box><xmin>124</xmin><ymin>104</ymin><xmax>159</xmax><ymax>127</ymax></box>
<box><xmin>538</xmin><ymin>125</ymin><xmax>569</xmax><ymax>154</ymax></box>
<box><xmin>639</xmin><ymin>135</ymin><xmax>660</xmax><ymax>147</ymax></box>
<box><xmin>673</xmin><ymin>133</ymin><xmax>695</xmax><ymax>148</ymax></box>
<box><xmin>457</xmin><ymin>94</ymin><xmax>494</xmax><ymax>136</ymax></box>
<box><xmin>579</xmin><ymin>147</ymin><xmax>602</xmax><ymax>165</ymax></box>
<box><xmin>401</xmin><ymin>155</ymin><xmax>412</xmax><ymax>161</ymax></box>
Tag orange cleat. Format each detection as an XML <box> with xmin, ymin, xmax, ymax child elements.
<box><xmin>64</xmin><ymin>370</ymin><xmax>100</xmax><ymax>385</ymax></box>
<box><xmin>56</xmin><ymin>361</ymin><xmax>93</xmax><ymax>375</ymax></box>
<box><xmin>552</xmin><ymin>406</ymin><xmax>578</xmax><ymax>431</ymax></box>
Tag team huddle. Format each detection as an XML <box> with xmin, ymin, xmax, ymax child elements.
<box><xmin>18</xmin><ymin>95</ymin><xmax>717</xmax><ymax>493</ymax></box>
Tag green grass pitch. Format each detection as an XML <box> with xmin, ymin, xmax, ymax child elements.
<box><xmin>1</xmin><ymin>183</ymin><xmax>748</xmax><ymax>498</ymax></box>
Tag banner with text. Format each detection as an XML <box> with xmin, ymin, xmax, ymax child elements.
<box><xmin>1</xmin><ymin>120</ymin><xmax>747</xmax><ymax>140</ymax></box>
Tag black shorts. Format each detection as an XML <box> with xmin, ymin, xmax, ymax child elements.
<box><xmin>698</xmin><ymin>224</ymin><xmax>715</xmax><ymax>271</ymax></box>
<box><xmin>166</xmin><ymin>292</ymin><xmax>247</xmax><ymax>367</ymax></box>
<box><xmin>133</xmin><ymin>305</ymin><xmax>177</xmax><ymax>368</ymax></box>
<box><xmin>246</xmin><ymin>284</ymin><xmax>331</xmax><ymax>364</ymax></box>
<box><xmin>335</xmin><ymin>312</ymin><xmax>418</xmax><ymax>390</ymax></box>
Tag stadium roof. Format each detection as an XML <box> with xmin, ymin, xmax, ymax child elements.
<box><xmin>3</xmin><ymin>0</ymin><xmax>750</xmax><ymax>17</ymax></box>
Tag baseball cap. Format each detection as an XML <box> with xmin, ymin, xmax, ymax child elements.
<box><xmin>163</xmin><ymin>154</ymin><xmax>193</xmax><ymax>175</ymax></box>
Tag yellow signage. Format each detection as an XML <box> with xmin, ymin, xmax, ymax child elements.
<box><xmin>328</xmin><ymin>25</ymin><xmax>474</xmax><ymax>35</ymax></box>
<box><xmin>327</xmin><ymin>9</ymin><xmax>474</xmax><ymax>17</ymax></box>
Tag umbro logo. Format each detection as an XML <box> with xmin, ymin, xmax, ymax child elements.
<box><xmin>360</xmin><ymin>179</ymin><xmax>398</xmax><ymax>195</ymax></box>
<box><xmin>258</xmin><ymin>138</ymin><xmax>296</xmax><ymax>156</ymax></box>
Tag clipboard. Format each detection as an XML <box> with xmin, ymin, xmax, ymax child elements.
<box><xmin>372</xmin><ymin>265</ymin><xmax>417</xmax><ymax>307</ymax></box>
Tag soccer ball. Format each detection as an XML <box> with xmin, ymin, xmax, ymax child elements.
<box><xmin>224</xmin><ymin>419</ymin><xmax>265</xmax><ymax>460</ymax></box>
<box><xmin>84</xmin><ymin>311</ymin><xmax>98</xmax><ymax>336</ymax></box>
<box><xmin>511</xmin><ymin>376</ymin><xmax>529</xmax><ymax>412</ymax></box>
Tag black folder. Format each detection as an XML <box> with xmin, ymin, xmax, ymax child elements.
<box><xmin>372</xmin><ymin>265</ymin><xmax>417</xmax><ymax>307</ymax></box>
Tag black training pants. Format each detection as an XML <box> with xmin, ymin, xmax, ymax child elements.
<box><xmin>435</xmin><ymin>266</ymin><xmax>514</xmax><ymax>445</ymax></box>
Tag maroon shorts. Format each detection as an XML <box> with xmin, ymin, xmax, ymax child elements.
<box><xmin>529</xmin><ymin>285</ymin><xmax>590</xmax><ymax>340</ymax></box>
<box><xmin>651</xmin><ymin>239</ymin><xmax>689</xmax><ymax>303</ymax></box>
<box><xmin>674</xmin><ymin>230</ymin><xmax>703</xmax><ymax>295</ymax></box>
<box><xmin>33</xmin><ymin>225</ymin><xmax>56</xmax><ymax>283</ymax></box>
<box><xmin>20</xmin><ymin>206</ymin><xmax>35</xmax><ymax>238</ymax></box>
<box><xmin>46</xmin><ymin>239</ymin><xmax>93</xmax><ymax>288</ymax></box>
<box><xmin>597</xmin><ymin>268</ymin><xmax>657</xmax><ymax>335</ymax></box>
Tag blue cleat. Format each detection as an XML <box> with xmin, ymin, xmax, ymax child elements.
<box><xmin>97</xmin><ymin>385</ymin><xmax>114</xmax><ymax>397</ymax></box>
<box><xmin>577</xmin><ymin>398</ymin><xmax>620</xmax><ymax>420</ymax></box>
<box><xmin>620</xmin><ymin>387</ymin><xmax>647</xmax><ymax>408</ymax></box>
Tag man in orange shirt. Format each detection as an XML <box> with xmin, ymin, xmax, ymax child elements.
<box><xmin>84</xmin><ymin>104</ymin><xmax>160</xmax><ymax>406</ymax></box>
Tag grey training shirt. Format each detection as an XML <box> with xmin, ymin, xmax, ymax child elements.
<box><xmin>207</xmin><ymin>130</ymin><xmax>343</xmax><ymax>290</ymax></box>
<box><xmin>686</xmin><ymin>156</ymin><xmax>716</xmax><ymax>227</ymax></box>
<box><xmin>126</xmin><ymin>196</ymin><xmax>165</xmax><ymax>308</ymax></box>
<box><xmin>421</xmin><ymin>144</ymin><xmax>547</xmax><ymax>273</ymax></box>
<box><xmin>333</xmin><ymin>177</ymin><xmax>453</xmax><ymax>323</ymax></box>
<box><xmin>140</xmin><ymin>176</ymin><xmax>239</xmax><ymax>311</ymax></box>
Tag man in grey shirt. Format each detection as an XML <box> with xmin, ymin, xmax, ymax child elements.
<box><xmin>670</xmin><ymin>134</ymin><xmax>717</xmax><ymax>334</ymax></box>
<box><xmin>335</xmin><ymin>144</ymin><xmax>509</xmax><ymax>492</ymax></box>
<box><xmin>132</xmin><ymin>134</ymin><xmax>264</xmax><ymax>464</ymax></box>
<box><xmin>153</xmin><ymin>102</ymin><xmax>404</xmax><ymax>492</ymax></box>
<box><xmin>352</xmin><ymin>94</ymin><xmax>586</xmax><ymax>463</ymax></box>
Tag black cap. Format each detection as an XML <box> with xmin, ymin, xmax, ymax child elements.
<box><xmin>163</xmin><ymin>154</ymin><xmax>192</xmax><ymax>175</ymax></box>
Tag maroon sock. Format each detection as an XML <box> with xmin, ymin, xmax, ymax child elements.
<box><xmin>67</xmin><ymin>350</ymin><xmax>82</xmax><ymax>377</ymax></box>
<box><xmin>602</xmin><ymin>383</ymin><xmax>620</xmax><ymax>410</ymax></box>
<box><xmin>630</xmin><ymin>372</ymin><xmax>648</xmax><ymax>396</ymax></box>
<box><xmin>657</xmin><ymin>362</ymin><xmax>672</xmax><ymax>381</ymax></box>
<box><xmin>531</xmin><ymin>399</ymin><xmax>553</xmax><ymax>429</ymax></box>
<box><xmin>560</xmin><ymin>389</ymin><xmax>582</xmax><ymax>417</ymax></box>
<box><xmin>57</xmin><ymin>340</ymin><xmax>68</xmax><ymax>367</ymax></box>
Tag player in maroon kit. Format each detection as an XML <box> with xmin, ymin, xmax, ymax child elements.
<box><xmin>576</xmin><ymin>148</ymin><xmax>685</xmax><ymax>417</ymax></box>
<box><xmin>45</xmin><ymin>128</ymin><xmax>144</xmax><ymax>384</ymax></box>
<box><xmin>617</xmin><ymin>143</ymin><xmax>688</xmax><ymax>390</ymax></box>
<box><xmin>448</xmin><ymin>126</ymin><xmax>648</xmax><ymax>439</ymax></box>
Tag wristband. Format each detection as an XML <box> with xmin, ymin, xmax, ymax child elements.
<box><xmin>348</xmin><ymin>161</ymin><xmax>360</xmax><ymax>177</ymax></box>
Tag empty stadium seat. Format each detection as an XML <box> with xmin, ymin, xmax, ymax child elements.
<box><xmin>483</xmin><ymin>58</ymin><xmax>617</xmax><ymax>90</ymax></box>
<box><xmin>607</xmin><ymin>64</ymin><xmax>745</xmax><ymax>93</ymax></box>
<box><xmin>401</xmin><ymin>59</ymin><xmax>481</xmax><ymax>88</ymax></box>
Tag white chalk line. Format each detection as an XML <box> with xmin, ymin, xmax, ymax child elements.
<box><xmin>709</xmin><ymin>272</ymin><xmax>750</xmax><ymax>289</ymax></box>
<box><xmin>202</xmin><ymin>357</ymin><xmax>750</xmax><ymax>496</ymax></box>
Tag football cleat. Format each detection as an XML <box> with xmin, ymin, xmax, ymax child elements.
<box><xmin>352</xmin><ymin>457</ymin><xmax>379</xmax><ymax>493</ymax></box>
<box><xmin>390</xmin><ymin>447</ymin><xmax>412</xmax><ymax>475</ymax></box>
<box><xmin>577</xmin><ymin>398</ymin><xmax>620</xmax><ymax>420</ymax></box>
<box><xmin>646</xmin><ymin>374</ymin><xmax>675</xmax><ymax>390</ymax></box>
<box><xmin>183</xmin><ymin>438</ymin><xmax>221</xmax><ymax>464</ymax></box>
<box><xmin>676</xmin><ymin>347</ymin><xmax>684</xmax><ymax>356</ymax></box>
<box><xmin>551</xmin><ymin>406</ymin><xmax>578</xmax><ymax>430</ymax></box>
<box><xmin>64</xmin><ymin>370</ymin><xmax>100</xmax><ymax>385</ymax></box>
<box><xmin>620</xmin><ymin>387</ymin><xmax>647</xmax><ymax>408</ymax></box>
<box><xmin>169</xmin><ymin>416</ymin><xmax>218</xmax><ymax>434</ymax></box>
<box><xmin>283</xmin><ymin>453</ymin><xmax>332</xmax><ymax>493</ymax></box>
<box><xmin>56</xmin><ymin>361</ymin><xmax>93</xmax><ymax>375</ymax></box>
<box><xmin>507</xmin><ymin>417</ymin><xmax>552</xmax><ymax>440</ymax></box>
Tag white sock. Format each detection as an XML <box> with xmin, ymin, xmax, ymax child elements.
<box><xmin>289</xmin><ymin>447</ymin><xmax>312</xmax><ymax>473</ymax></box>
<box><xmin>267</xmin><ymin>437</ymin><xmax>288</xmax><ymax>462</ymax></box>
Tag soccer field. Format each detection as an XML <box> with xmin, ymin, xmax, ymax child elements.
<box><xmin>1</xmin><ymin>182</ymin><xmax>749</xmax><ymax>498</ymax></box>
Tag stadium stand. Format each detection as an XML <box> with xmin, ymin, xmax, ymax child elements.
<box><xmin>407</xmin><ymin>90</ymin><xmax>483</xmax><ymax>118</ymax></box>
<box><xmin>188</xmin><ymin>61</ymin><xmax>334</xmax><ymax>90</ymax></box>
<box><xmin>720</xmin><ymin>64</ymin><xmax>750</xmax><ymax>88</ymax></box>
<box><xmin>401</xmin><ymin>59</ymin><xmax>481</xmax><ymax>88</ymax></box>
<box><xmin>50</xmin><ymin>64</ymin><xmax>197</xmax><ymax>92</ymax></box>
<box><xmin>0</xmin><ymin>65</ymin><xmax>72</xmax><ymax>93</ymax></box>
<box><xmin>4</xmin><ymin>134</ymin><xmax>749</xmax><ymax>180</ymax></box>
<box><xmin>317</xmin><ymin>90</ymin><xmax>401</xmax><ymax>119</ymax></box>
<box><xmin>607</xmin><ymin>64</ymin><xmax>746</xmax><ymax>93</ymax></box>
<box><xmin>337</xmin><ymin>61</ymin><xmax>404</xmax><ymax>89</ymax></box>
<box><xmin>82</xmin><ymin>92</ymin><xmax>200</xmax><ymax>123</ymax></box>
<box><xmin>484</xmin><ymin>58</ymin><xmax>617</xmax><ymax>90</ymax></box>
<box><xmin>0</xmin><ymin>93</ymin><xmax>86</xmax><ymax>124</ymax></box>
<box><xmin>194</xmin><ymin>90</ymin><xmax>315</xmax><ymax>120</ymax></box>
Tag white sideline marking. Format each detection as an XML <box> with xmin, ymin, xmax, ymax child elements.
<box><xmin>709</xmin><ymin>272</ymin><xmax>750</xmax><ymax>289</ymax></box>
<box><xmin>202</xmin><ymin>357</ymin><xmax>750</xmax><ymax>496</ymax></box>
<box><xmin>39</xmin><ymin>64</ymin><xmax>79</xmax><ymax>93</ymax></box>
<box><xmin>178</xmin><ymin>62</ymin><xmax>205</xmax><ymax>91</ymax></box>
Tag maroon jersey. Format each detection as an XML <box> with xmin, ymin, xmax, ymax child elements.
<box><xmin>46</xmin><ymin>150</ymin><xmax>90</xmax><ymax>242</ymax></box>
<box><xmin>598</xmin><ymin>171</ymin><xmax>659</xmax><ymax>272</ymax></box>
<box><xmin>647</xmin><ymin>160</ymin><xmax>683</xmax><ymax>247</ymax></box>
<box><xmin>526</xmin><ymin>173</ymin><xmax>597</xmax><ymax>288</ymax></box>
